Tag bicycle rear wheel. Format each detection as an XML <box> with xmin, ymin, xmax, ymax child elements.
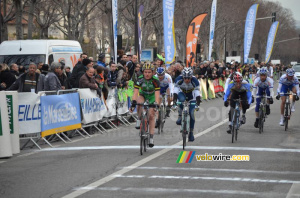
<box><xmin>157</xmin><ymin>108</ymin><xmax>161</xmax><ymax>134</ymax></box>
<box><xmin>235</xmin><ymin>129</ymin><xmax>238</xmax><ymax>141</ymax></box>
<box><xmin>144</xmin><ymin>134</ymin><xmax>147</xmax><ymax>152</ymax></box>
<box><xmin>259</xmin><ymin>108</ymin><xmax>263</xmax><ymax>133</ymax></box>
<box><xmin>231</xmin><ymin>112</ymin><xmax>236</xmax><ymax>143</ymax></box>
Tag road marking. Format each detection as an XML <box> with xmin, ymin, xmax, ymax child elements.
<box><xmin>61</xmin><ymin>114</ymin><xmax>232</xmax><ymax>198</ymax></box>
<box><xmin>286</xmin><ymin>183</ymin><xmax>300</xmax><ymax>198</ymax></box>
<box><xmin>42</xmin><ymin>145</ymin><xmax>300</xmax><ymax>153</ymax></box>
<box><xmin>0</xmin><ymin>161</ymin><xmax>6</xmax><ymax>164</ymax></box>
<box><xmin>114</xmin><ymin>174</ymin><xmax>300</xmax><ymax>184</ymax></box>
<box><xmin>62</xmin><ymin>105</ymin><xmax>256</xmax><ymax>198</ymax></box>
<box><xmin>73</xmin><ymin>187</ymin><xmax>284</xmax><ymax>197</ymax></box>
<box><xmin>121</xmin><ymin>166</ymin><xmax>300</xmax><ymax>175</ymax></box>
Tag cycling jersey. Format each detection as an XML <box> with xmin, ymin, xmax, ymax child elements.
<box><xmin>252</xmin><ymin>77</ymin><xmax>274</xmax><ymax>97</ymax></box>
<box><xmin>174</xmin><ymin>75</ymin><xmax>200</xmax><ymax>101</ymax></box>
<box><xmin>277</xmin><ymin>74</ymin><xmax>300</xmax><ymax>96</ymax></box>
<box><xmin>155</xmin><ymin>73</ymin><xmax>173</xmax><ymax>95</ymax></box>
<box><xmin>224</xmin><ymin>80</ymin><xmax>252</xmax><ymax>104</ymax></box>
<box><xmin>134</xmin><ymin>75</ymin><xmax>160</xmax><ymax>103</ymax></box>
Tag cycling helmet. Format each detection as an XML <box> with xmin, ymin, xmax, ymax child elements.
<box><xmin>233</xmin><ymin>73</ymin><xmax>243</xmax><ymax>83</ymax></box>
<box><xmin>156</xmin><ymin>67</ymin><xmax>165</xmax><ymax>76</ymax></box>
<box><xmin>142</xmin><ymin>62</ymin><xmax>155</xmax><ymax>71</ymax></box>
<box><xmin>286</xmin><ymin>68</ymin><xmax>295</xmax><ymax>77</ymax></box>
<box><xmin>259</xmin><ymin>67</ymin><xmax>268</xmax><ymax>75</ymax></box>
<box><xmin>182</xmin><ymin>67</ymin><xmax>193</xmax><ymax>78</ymax></box>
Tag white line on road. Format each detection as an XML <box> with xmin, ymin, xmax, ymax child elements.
<box><xmin>61</xmin><ymin>113</ymin><xmax>231</xmax><ymax>198</ymax></box>
<box><xmin>121</xmin><ymin>166</ymin><xmax>300</xmax><ymax>175</ymax></box>
<box><xmin>114</xmin><ymin>174</ymin><xmax>300</xmax><ymax>184</ymax></box>
<box><xmin>0</xmin><ymin>161</ymin><xmax>6</xmax><ymax>164</ymax></box>
<box><xmin>73</xmin><ymin>187</ymin><xmax>284</xmax><ymax>197</ymax></box>
<box><xmin>286</xmin><ymin>183</ymin><xmax>300</xmax><ymax>198</ymax></box>
<box><xmin>42</xmin><ymin>145</ymin><xmax>300</xmax><ymax>153</ymax></box>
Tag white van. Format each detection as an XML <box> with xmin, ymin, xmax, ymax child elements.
<box><xmin>0</xmin><ymin>40</ymin><xmax>83</xmax><ymax>70</ymax></box>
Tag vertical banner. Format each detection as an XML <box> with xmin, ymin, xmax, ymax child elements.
<box><xmin>41</xmin><ymin>93</ymin><xmax>82</xmax><ymax>137</ymax></box>
<box><xmin>0</xmin><ymin>92</ymin><xmax>13</xmax><ymax>158</ymax></box>
<box><xmin>244</xmin><ymin>4</ymin><xmax>259</xmax><ymax>64</ymax></box>
<box><xmin>265</xmin><ymin>21</ymin><xmax>279</xmax><ymax>63</ymax></box>
<box><xmin>6</xmin><ymin>92</ymin><xmax>20</xmax><ymax>154</ymax></box>
<box><xmin>186</xmin><ymin>13</ymin><xmax>207</xmax><ymax>67</ymax></box>
<box><xmin>208</xmin><ymin>0</ymin><xmax>217</xmax><ymax>62</ymax></box>
<box><xmin>163</xmin><ymin>0</ymin><xmax>176</xmax><ymax>67</ymax></box>
<box><xmin>138</xmin><ymin>5</ymin><xmax>144</xmax><ymax>62</ymax></box>
<box><xmin>112</xmin><ymin>0</ymin><xmax>118</xmax><ymax>63</ymax></box>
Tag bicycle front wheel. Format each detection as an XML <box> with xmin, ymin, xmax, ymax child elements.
<box><xmin>182</xmin><ymin>115</ymin><xmax>187</xmax><ymax>150</ymax></box>
<box><xmin>140</xmin><ymin>116</ymin><xmax>146</xmax><ymax>155</ymax></box>
<box><xmin>284</xmin><ymin>103</ymin><xmax>289</xmax><ymax>131</ymax></box>
<box><xmin>231</xmin><ymin>112</ymin><xmax>236</xmax><ymax>143</ymax></box>
<box><xmin>259</xmin><ymin>108</ymin><xmax>264</xmax><ymax>133</ymax></box>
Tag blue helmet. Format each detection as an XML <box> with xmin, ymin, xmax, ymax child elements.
<box><xmin>156</xmin><ymin>67</ymin><xmax>165</xmax><ymax>76</ymax></box>
<box><xmin>259</xmin><ymin>67</ymin><xmax>268</xmax><ymax>75</ymax></box>
<box><xmin>182</xmin><ymin>67</ymin><xmax>193</xmax><ymax>78</ymax></box>
<box><xmin>286</xmin><ymin>68</ymin><xmax>295</xmax><ymax>77</ymax></box>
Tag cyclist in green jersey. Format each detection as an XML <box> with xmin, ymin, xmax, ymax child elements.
<box><xmin>130</xmin><ymin>62</ymin><xmax>160</xmax><ymax>147</ymax></box>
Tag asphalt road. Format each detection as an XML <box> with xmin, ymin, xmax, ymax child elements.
<box><xmin>1</xmin><ymin>84</ymin><xmax>300</xmax><ymax>198</ymax></box>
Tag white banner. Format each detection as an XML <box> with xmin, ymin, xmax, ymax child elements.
<box><xmin>18</xmin><ymin>92</ymin><xmax>41</xmax><ymax>135</ymax></box>
<box><xmin>0</xmin><ymin>91</ymin><xmax>13</xmax><ymax>158</ymax></box>
<box><xmin>104</xmin><ymin>88</ymin><xmax>117</xmax><ymax>118</ymax></box>
<box><xmin>117</xmin><ymin>89</ymin><xmax>129</xmax><ymax>115</ymax></box>
<box><xmin>78</xmin><ymin>89</ymin><xmax>107</xmax><ymax>124</ymax></box>
<box><xmin>208</xmin><ymin>0</ymin><xmax>217</xmax><ymax>61</ymax></box>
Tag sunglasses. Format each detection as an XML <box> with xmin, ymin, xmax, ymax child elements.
<box><xmin>184</xmin><ymin>77</ymin><xmax>191</xmax><ymax>80</ymax></box>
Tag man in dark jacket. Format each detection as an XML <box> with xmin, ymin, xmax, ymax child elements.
<box><xmin>126</xmin><ymin>55</ymin><xmax>137</xmax><ymax>79</ymax></box>
<box><xmin>79</xmin><ymin>67</ymin><xmax>98</xmax><ymax>90</ymax></box>
<box><xmin>0</xmin><ymin>64</ymin><xmax>16</xmax><ymax>91</ymax></box>
<box><xmin>70</xmin><ymin>58</ymin><xmax>92</xmax><ymax>88</ymax></box>
<box><xmin>107</xmin><ymin>62</ymin><xmax>118</xmax><ymax>88</ymax></box>
<box><xmin>10</xmin><ymin>63</ymin><xmax>19</xmax><ymax>78</ymax></box>
<box><xmin>44</xmin><ymin>62</ymin><xmax>62</xmax><ymax>91</ymax></box>
<box><xmin>7</xmin><ymin>63</ymin><xmax>43</xmax><ymax>93</ymax></box>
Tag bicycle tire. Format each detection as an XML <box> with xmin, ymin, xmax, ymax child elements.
<box><xmin>140</xmin><ymin>116</ymin><xmax>146</xmax><ymax>155</ymax></box>
<box><xmin>160</xmin><ymin>106</ymin><xmax>165</xmax><ymax>133</ymax></box>
<box><xmin>158</xmin><ymin>108</ymin><xmax>161</xmax><ymax>134</ymax></box>
<box><xmin>144</xmin><ymin>135</ymin><xmax>147</xmax><ymax>152</ymax></box>
<box><xmin>285</xmin><ymin>103</ymin><xmax>289</xmax><ymax>131</ymax></box>
<box><xmin>182</xmin><ymin>115</ymin><xmax>187</xmax><ymax>150</ymax></box>
<box><xmin>259</xmin><ymin>107</ymin><xmax>263</xmax><ymax>134</ymax></box>
<box><xmin>235</xmin><ymin>129</ymin><xmax>238</xmax><ymax>141</ymax></box>
<box><xmin>231</xmin><ymin>111</ymin><xmax>236</xmax><ymax>143</ymax></box>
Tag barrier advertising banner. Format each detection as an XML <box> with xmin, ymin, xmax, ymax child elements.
<box><xmin>186</xmin><ymin>13</ymin><xmax>207</xmax><ymax>67</ymax></box>
<box><xmin>5</xmin><ymin>91</ymin><xmax>20</xmax><ymax>154</ymax></box>
<box><xmin>18</xmin><ymin>92</ymin><xmax>41</xmax><ymax>135</ymax></box>
<box><xmin>104</xmin><ymin>88</ymin><xmax>117</xmax><ymax>118</ymax></box>
<box><xmin>265</xmin><ymin>21</ymin><xmax>279</xmax><ymax>63</ymax></box>
<box><xmin>41</xmin><ymin>93</ymin><xmax>81</xmax><ymax>137</ymax></box>
<box><xmin>78</xmin><ymin>89</ymin><xmax>107</xmax><ymax>124</ymax></box>
<box><xmin>0</xmin><ymin>91</ymin><xmax>13</xmax><ymax>158</ymax></box>
<box><xmin>163</xmin><ymin>0</ymin><xmax>176</xmax><ymax>66</ymax></box>
<box><xmin>244</xmin><ymin>4</ymin><xmax>259</xmax><ymax>63</ymax></box>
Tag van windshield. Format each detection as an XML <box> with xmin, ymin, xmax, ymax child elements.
<box><xmin>0</xmin><ymin>54</ymin><xmax>46</xmax><ymax>68</ymax></box>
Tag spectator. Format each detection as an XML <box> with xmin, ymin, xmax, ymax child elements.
<box><xmin>70</xmin><ymin>58</ymin><xmax>92</xmax><ymax>88</ymax></box>
<box><xmin>56</xmin><ymin>65</ymin><xmax>70</xmax><ymax>90</ymax></box>
<box><xmin>132</xmin><ymin>62</ymin><xmax>142</xmax><ymax>83</ymax></box>
<box><xmin>116</xmin><ymin>60</ymin><xmax>127</xmax><ymax>86</ymax></box>
<box><xmin>97</xmin><ymin>53</ymin><xmax>106</xmax><ymax>67</ymax></box>
<box><xmin>126</xmin><ymin>53</ymin><xmax>132</xmax><ymax>62</ymax></box>
<box><xmin>174</xmin><ymin>62</ymin><xmax>183</xmax><ymax>80</ymax></box>
<box><xmin>107</xmin><ymin>62</ymin><xmax>118</xmax><ymax>88</ymax></box>
<box><xmin>194</xmin><ymin>63</ymin><xmax>206</xmax><ymax>79</ymax></box>
<box><xmin>121</xmin><ymin>54</ymin><xmax>128</xmax><ymax>62</ymax></box>
<box><xmin>10</xmin><ymin>63</ymin><xmax>19</xmax><ymax>78</ymax></box>
<box><xmin>126</xmin><ymin>54</ymin><xmax>137</xmax><ymax>79</ymax></box>
<box><xmin>41</xmin><ymin>64</ymin><xmax>49</xmax><ymax>76</ymax></box>
<box><xmin>44</xmin><ymin>62</ymin><xmax>62</xmax><ymax>91</ymax></box>
<box><xmin>38</xmin><ymin>62</ymin><xmax>43</xmax><ymax>71</ymax></box>
<box><xmin>79</xmin><ymin>67</ymin><xmax>98</xmax><ymax>90</ymax></box>
<box><xmin>95</xmin><ymin>66</ymin><xmax>108</xmax><ymax>99</ymax></box>
<box><xmin>19</xmin><ymin>65</ymin><xmax>26</xmax><ymax>75</ymax></box>
<box><xmin>0</xmin><ymin>64</ymin><xmax>16</xmax><ymax>91</ymax></box>
<box><xmin>7</xmin><ymin>63</ymin><xmax>43</xmax><ymax>93</ymax></box>
<box><xmin>65</xmin><ymin>66</ymin><xmax>72</xmax><ymax>78</ymax></box>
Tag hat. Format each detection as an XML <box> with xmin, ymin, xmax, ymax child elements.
<box><xmin>82</xmin><ymin>58</ymin><xmax>92</xmax><ymax>66</ymax></box>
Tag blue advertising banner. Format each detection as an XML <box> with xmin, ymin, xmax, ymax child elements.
<box><xmin>208</xmin><ymin>0</ymin><xmax>217</xmax><ymax>61</ymax></box>
<box><xmin>265</xmin><ymin>21</ymin><xmax>279</xmax><ymax>63</ymax></box>
<box><xmin>163</xmin><ymin>0</ymin><xmax>176</xmax><ymax>67</ymax></box>
<box><xmin>41</xmin><ymin>93</ymin><xmax>81</xmax><ymax>137</ymax></box>
<box><xmin>112</xmin><ymin>0</ymin><xmax>118</xmax><ymax>64</ymax></box>
<box><xmin>244</xmin><ymin>4</ymin><xmax>259</xmax><ymax>64</ymax></box>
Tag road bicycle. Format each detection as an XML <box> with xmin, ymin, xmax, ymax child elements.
<box><xmin>230</xmin><ymin>98</ymin><xmax>247</xmax><ymax>143</ymax></box>
<box><xmin>256</xmin><ymin>94</ymin><xmax>270</xmax><ymax>133</ymax></box>
<box><xmin>157</xmin><ymin>93</ymin><xmax>167</xmax><ymax>134</ymax></box>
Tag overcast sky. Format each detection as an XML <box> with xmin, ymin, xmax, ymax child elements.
<box><xmin>265</xmin><ymin>0</ymin><xmax>300</xmax><ymax>22</ymax></box>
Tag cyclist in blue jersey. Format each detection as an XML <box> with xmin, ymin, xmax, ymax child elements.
<box><xmin>224</xmin><ymin>73</ymin><xmax>252</xmax><ymax>133</ymax></box>
<box><xmin>173</xmin><ymin>67</ymin><xmax>201</xmax><ymax>142</ymax></box>
<box><xmin>276</xmin><ymin>68</ymin><xmax>300</xmax><ymax>126</ymax></box>
<box><xmin>252</xmin><ymin>67</ymin><xmax>274</xmax><ymax>128</ymax></box>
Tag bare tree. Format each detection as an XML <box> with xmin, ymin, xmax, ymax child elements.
<box><xmin>0</xmin><ymin>0</ymin><xmax>15</xmax><ymax>42</ymax></box>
